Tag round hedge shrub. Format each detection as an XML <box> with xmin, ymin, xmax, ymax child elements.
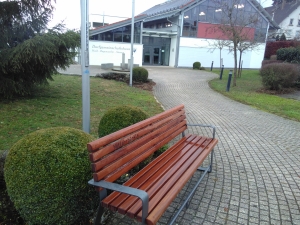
<box><xmin>260</xmin><ymin>63</ymin><xmax>298</xmax><ymax>91</ymax></box>
<box><xmin>193</xmin><ymin>61</ymin><xmax>201</xmax><ymax>70</ymax></box>
<box><xmin>98</xmin><ymin>105</ymin><xmax>148</xmax><ymax>137</ymax></box>
<box><xmin>132</xmin><ymin>67</ymin><xmax>149</xmax><ymax>83</ymax></box>
<box><xmin>4</xmin><ymin>127</ymin><xmax>97</xmax><ymax>225</ymax></box>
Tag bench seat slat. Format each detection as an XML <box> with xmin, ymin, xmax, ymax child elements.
<box><xmin>102</xmin><ymin>135</ymin><xmax>201</xmax><ymax>211</ymax></box>
<box><xmin>142</xmin><ymin>139</ymin><xmax>218</xmax><ymax>225</ymax></box>
<box><xmin>122</xmin><ymin>136</ymin><xmax>210</xmax><ymax>216</ymax></box>
<box><xmin>101</xmin><ymin>135</ymin><xmax>218</xmax><ymax>224</ymax></box>
<box><xmin>101</xmin><ymin>135</ymin><xmax>192</xmax><ymax>210</ymax></box>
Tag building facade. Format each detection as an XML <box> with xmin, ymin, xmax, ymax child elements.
<box><xmin>89</xmin><ymin>0</ymin><xmax>278</xmax><ymax>69</ymax></box>
<box><xmin>265</xmin><ymin>0</ymin><xmax>300</xmax><ymax>40</ymax></box>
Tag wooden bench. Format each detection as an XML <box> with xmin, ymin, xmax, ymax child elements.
<box><xmin>87</xmin><ymin>104</ymin><xmax>218</xmax><ymax>225</ymax></box>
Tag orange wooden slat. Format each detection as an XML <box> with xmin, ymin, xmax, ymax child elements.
<box><xmin>93</xmin><ymin>122</ymin><xmax>187</xmax><ymax>182</ymax></box>
<box><xmin>125</xmin><ymin>136</ymin><xmax>214</xmax><ymax>218</ymax></box>
<box><xmin>87</xmin><ymin>104</ymin><xmax>184</xmax><ymax>152</ymax></box>
<box><xmin>102</xmin><ymin>135</ymin><xmax>200</xmax><ymax>211</ymax></box>
<box><xmin>141</xmin><ymin>139</ymin><xmax>218</xmax><ymax>225</ymax></box>
<box><xmin>89</xmin><ymin>110</ymin><xmax>185</xmax><ymax>163</ymax></box>
<box><xmin>91</xmin><ymin>114</ymin><xmax>186</xmax><ymax>173</ymax></box>
<box><xmin>101</xmin><ymin>135</ymin><xmax>192</xmax><ymax>209</ymax></box>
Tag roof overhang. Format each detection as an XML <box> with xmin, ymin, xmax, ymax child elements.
<box><xmin>249</xmin><ymin>0</ymin><xmax>280</xmax><ymax>29</ymax></box>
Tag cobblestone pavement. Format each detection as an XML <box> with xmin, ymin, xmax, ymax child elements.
<box><xmin>103</xmin><ymin>66</ymin><xmax>300</xmax><ymax>225</ymax></box>
<box><xmin>61</xmin><ymin>65</ymin><xmax>299</xmax><ymax>224</ymax></box>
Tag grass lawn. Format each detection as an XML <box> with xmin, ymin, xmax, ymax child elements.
<box><xmin>209</xmin><ymin>69</ymin><xmax>300</xmax><ymax>122</ymax></box>
<box><xmin>0</xmin><ymin>74</ymin><xmax>163</xmax><ymax>150</ymax></box>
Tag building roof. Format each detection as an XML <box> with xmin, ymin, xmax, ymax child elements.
<box><xmin>264</xmin><ymin>0</ymin><xmax>300</xmax><ymax>25</ymax></box>
<box><xmin>90</xmin><ymin>0</ymin><xmax>280</xmax><ymax>35</ymax></box>
<box><xmin>139</xmin><ymin>0</ymin><xmax>194</xmax><ymax>16</ymax></box>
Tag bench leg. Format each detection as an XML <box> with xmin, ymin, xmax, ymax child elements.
<box><xmin>168</xmin><ymin>149</ymin><xmax>215</xmax><ymax>225</ymax></box>
<box><xmin>198</xmin><ymin>149</ymin><xmax>214</xmax><ymax>173</ymax></box>
<box><xmin>94</xmin><ymin>189</ymin><xmax>107</xmax><ymax>225</ymax></box>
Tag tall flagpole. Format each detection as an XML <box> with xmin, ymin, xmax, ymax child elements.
<box><xmin>129</xmin><ymin>0</ymin><xmax>135</xmax><ymax>87</ymax></box>
<box><xmin>80</xmin><ymin>0</ymin><xmax>90</xmax><ymax>133</ymax></box>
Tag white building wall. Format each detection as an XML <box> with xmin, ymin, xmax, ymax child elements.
<box><xmin>178</xmin><ymin>37</ymin><xmax>266</xmax><ymax>69</ymax></box>
<box><xmin>89</xmin><ymin>40</ymin><xmax>143</xmax><ymax>66</ymax></box>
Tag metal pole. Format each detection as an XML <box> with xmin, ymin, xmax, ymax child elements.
<box><xmin>240</xmin><ymin>60</ymin><xmax>243</xmax><ymax>77</ymax></box>
<box><xmin>226</xmin><ymin>70</ymin><xmax>233</xmax><ymax>92</ymax></box>
<box><xmin>210</xmin><ymin>61</ymin><xmax>214</xmax><ymax>71</ymax></box>
<box><xmin>80</xmin><ymin>0</ymin><xmax>90</xmax><ymax>133</ymax></box>
<box><xmin>129</xmin><ymin>0</ymin><xmax>135</xmax><ymax>87</ymax></box>
<box><xmin>220</xmin><ymin>65</ymin><xmax>224</xmax><ymax>80</ymax></box>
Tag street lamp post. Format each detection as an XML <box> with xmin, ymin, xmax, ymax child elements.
<box><xmin>129</xmin><ymin>0</ymin><xmax>135</xmax><ymax>87</ymax></box>
<box><xmin>80</xmin><ymin>0</ymin><xmax>90</xmax><ymax>133</ymax></box>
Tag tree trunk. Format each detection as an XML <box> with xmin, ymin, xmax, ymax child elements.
<box><xmin>238</xmin><ymin>51</ymin><xmax>242</xmax><ymax>78</ymax></box>
<box><xmin>233</xmin><ymin>43</ymin><xmax>238</xmax><ymax>86</ymax></box>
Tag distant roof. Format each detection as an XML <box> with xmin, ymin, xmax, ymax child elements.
<box><xmin>91</xmin><ymin>0</ymin><xmax>279</xmax><ymax>35</ymax></box>
<box><xmin>265</xmin><ymin>0</ymin><xmax>300</xmax><ymax>25</ymax></box>
<box><xmin>138</xmin><ymin>0</ymin><xmax>194</xmax><ymax>16</ymax></box>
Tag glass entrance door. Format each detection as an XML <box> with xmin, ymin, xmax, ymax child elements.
<box><xmin>153</xmin><ymin>47</ymin><xmax>160</xmax><ymax>65</ymax></box>
<box><xmin>143</xmin><ymin>46</ymin><xmax>165</xmax><ymax>65</ymax></box>
<box><xmin>143</xmin><ymin>46</ymin><xmax>150</xmax><ymax>64</ymax></box>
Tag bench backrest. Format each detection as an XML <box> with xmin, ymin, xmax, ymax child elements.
<box><xmin>88</xmin><ymin>104</ymin><xmax>187</xmax><ymax>183</ymax></box>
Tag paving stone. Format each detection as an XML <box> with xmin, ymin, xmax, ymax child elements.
<box><xmin>75</xmin><ymin>66</ymin><xmax>300</xmax><ymax>225</ymax></box>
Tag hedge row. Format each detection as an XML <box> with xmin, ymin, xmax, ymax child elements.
<box><xmin>264</xmin><ymin>41</ymin><xmax>300</xmax><ymax>59</ymax></box>
<box><xmin>277</xmin><ymin>47</ymin><xmax>300</xmax><ymax>63</ymax></box>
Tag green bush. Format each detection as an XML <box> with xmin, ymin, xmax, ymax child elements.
<box><xmin>4</xmin><ymin>127</ymin><xmax>97</xmax><ymax>225</ymax></box>
<box><xmin>132</xmin><ymin>67</ymin><xmax>148</xmax><ymax>82</ymax></box>
<box><xmin>193</xmin><ymin>61</ymin><xmax>201</xmax><ymax>70</ymax></box>
<box><xmin>260</xmin><ymin>63</ymin><xmax>298</xmax><ymax>91</ymax></box>
<box><xmin>98</xmin><ymin>105</ymin><xmax>149</xmax><ymax>137</ymax></box>
<box><xmin>277</xmin><ymin>47</ymin><xmax>300</xmax><ymax>63</ymax></box>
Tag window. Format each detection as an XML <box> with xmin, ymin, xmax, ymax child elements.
<box><xmin>296</xmin><ymin>30</ymin><xmax>300</xmax><ymax>40</ymax></box>
<box><xmin>290</xmin><ymin>18</ymin><xmax>294</xmax><ymax>25</ymax></box>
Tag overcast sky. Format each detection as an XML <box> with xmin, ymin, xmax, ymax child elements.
<box><xmin>48</xmin><ymin>0</ymin><xmax>273</xmax><ymax>30</ymax></box>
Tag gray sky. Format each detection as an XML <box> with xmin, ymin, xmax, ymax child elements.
<box><xmin>48</xmin><ymin>0</ymin><xmax>273</xmax><ymax>30</ymax></box>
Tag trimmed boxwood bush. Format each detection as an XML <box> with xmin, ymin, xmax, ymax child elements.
<box><xmin>4</xmin><ymin>127</ymin><xmax>97</xmax><ymax>225</ymax></box>
<box><xmin>132</xmin><ymin>67</ymin><xmax>148</xmax><ymax>82</ymax></box>
<box><xmin>260</xmin><ymin>63</ymin><xmax>298</xmax><ymax>91</ymax></box>
<box><xmin>277</xmin><ymin>47</ymin><xmax>300</xmax><ymax>63</ymax></box>
<box><xmin>193</xmin><ymin>61</ymin><xmax>201</xmax><ymax>70</ymax></box>
<box><xmin>98</xmin><ymin>105</ymin><xmax>149</xmax><ymax>138</ymax></box>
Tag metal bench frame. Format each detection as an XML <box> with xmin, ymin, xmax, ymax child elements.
<box><xmin>89</xmin><ymin>123</ymin><xmax>216</xmax><ymax>225</ymax></box>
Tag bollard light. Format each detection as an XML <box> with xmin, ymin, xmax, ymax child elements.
<box><xmin>220</xmin><ymin>65</ymin><xmax>224</xmax><ymax>80</ymax></box>
<box><xmin>226</xmin><ymin>70</ymin><xmax>233</xmax><ymax>92</ymax></box>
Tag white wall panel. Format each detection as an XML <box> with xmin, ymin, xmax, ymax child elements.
<box><xmin>178</xmin><ymin>38</ymin><xmax>265</xmax><ymax>69</ymax></box>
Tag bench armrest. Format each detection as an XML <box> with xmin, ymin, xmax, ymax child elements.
<box><xmin>187</xmin><ymin>124</ymin><xmax>216</xmax><ymax>139</ymax></box>
<box><xmin>88</xmin><ymin>179</ymin><xmax>149</xmax><ymax>224</ymax></box>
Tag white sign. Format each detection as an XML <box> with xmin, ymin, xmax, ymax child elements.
<box><xmin>89</xmin><ymin>41</ymin><xmax>143</xmax><ymax>66</ymax></box>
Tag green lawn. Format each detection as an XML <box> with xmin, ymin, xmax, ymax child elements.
<box><xmin>209</xmin><ymin>69</ymin><xmax>300</xmax><ymax>122</ymax></box>
<box><xmin>0</xmin><ymin>75</ymin><xmax>163</xmax><ymax>150</ymax></box>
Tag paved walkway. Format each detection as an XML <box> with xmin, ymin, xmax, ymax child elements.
<box><xmin>62</xmin><ymin>65</ymin><xmax>300</xmax><ymax>224</ymax></box>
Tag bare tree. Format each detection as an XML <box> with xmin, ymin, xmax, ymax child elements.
<box><xmin>207</xmin><ymin>39</ymin><xmax>231</xmax><ymax>69</ymax></box>
<box><xmin>208</xmin><ymin>0</ymin><xmax>265</xmax><ymax>86</ymax></box>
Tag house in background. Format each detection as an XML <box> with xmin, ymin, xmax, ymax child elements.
<box><xmin>89</xmin><ymin>0</ymin><xmax>278</xmax><ymax>69</ymax></box>
<box><xmin>265</xmin><ymin>0</ymin><xmax>300</xmax><ymax>40</ymax></box>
